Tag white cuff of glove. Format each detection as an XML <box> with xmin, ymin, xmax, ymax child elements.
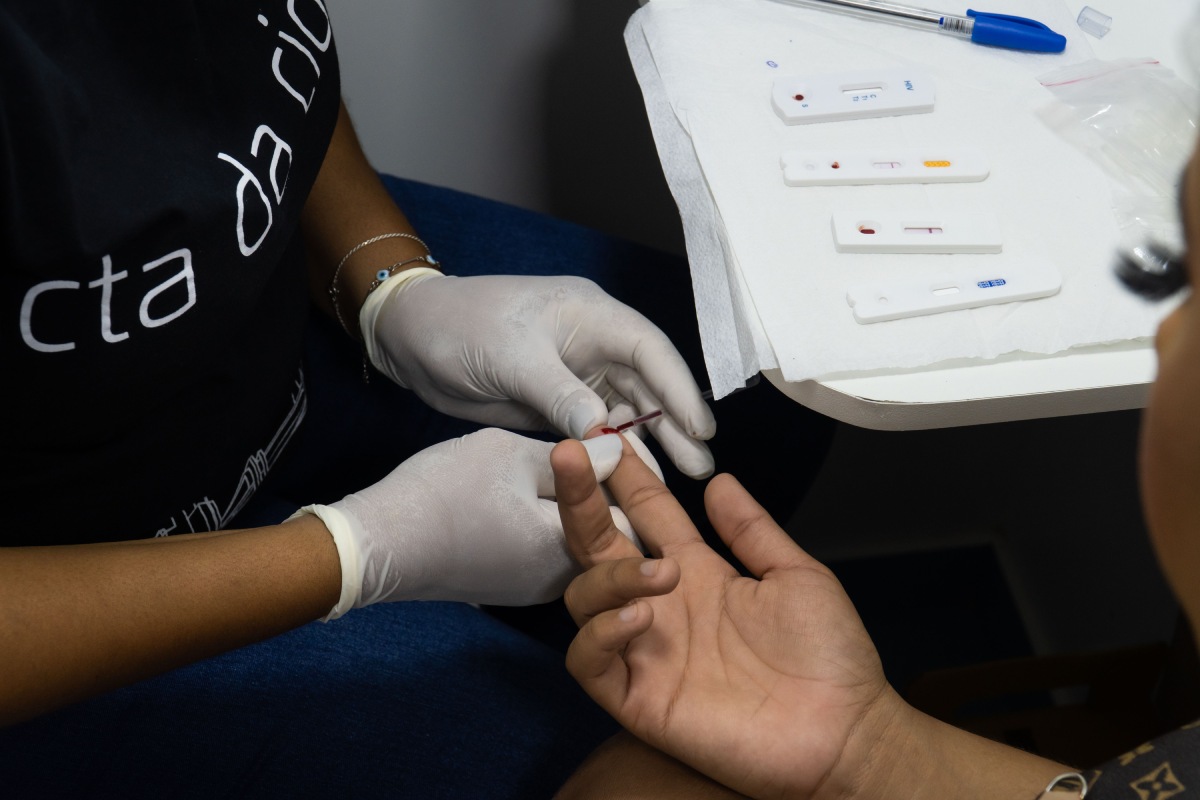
<box><xmin>289</xmin><ymin>503</ymin><xmax>361</xmax><ymax>622</ymax></box>
<box><xmin>358</xmin><ymin>266</ymin><xmax>445</xmax><ymax>383</ymax></box>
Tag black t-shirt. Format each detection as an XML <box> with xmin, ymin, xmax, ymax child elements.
<box><xmin>1</xmin><ymin>2</ymin><xmax>340</xmax><ymax>544</ymax></box>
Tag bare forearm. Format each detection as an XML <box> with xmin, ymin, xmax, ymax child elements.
<box><xmin>302</xmin><ymin>100</ymin><xmax>432</xmax><ymax>325</ymax></box>
<box><xmin>0</xmin><ymin>515</ymin><xmax>340</xmax><ymax>726</ymax></box>
<box><xmin>560</xmin><ymin>708</ymin><xmax>1069</xmax><ymax>800</ymax></box>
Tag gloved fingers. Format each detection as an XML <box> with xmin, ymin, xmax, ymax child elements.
<box><xmin>607</xmin><ymin>364</ymin><xmax>714</xmax><ymax>480</ymax></box>
<box><xmin>580</xmin><ymin>424</ymin><xmax>662</xmax><ymax>484</ymax></box>
<box><xmin>647</xmin><ymin>418</ymin><xmax>715</xmax><ymax>480</ymax></box>
<box><xmin>419</xmin><ymin>393</ymin><xmax>555</xmax><ymax>434</ymax></box>
<box><xmin>535</xmin><ymin>433</ymin><xmax>625</xmax><ymax>497</ymax></box>
<box><xmin>603</xmin><ymin>398</ymin><xmax>638</xmax><ymax>429</ymax></box>
<box><xmin>602</xmin><ymin>362</ymin><xmax>662</xmax><ymax>418</ymax></box>
<box><xmin>513</xmin><ymin>359</ymin><xmax>612</xmax><ymax>440</ymax></box>
<box><xmin>584</xmin><ymin>313</ymin><xmax>716</xmax><ymax>442</ymax></box>
<box><xmin>513</xmin><ymin>288</ymin><xmax>712</xmax><ymax>440</ymax></box>
<box><xmin>602</xmin><ymin>399</ymin><xmax>649</xmax><ymax>443</ymax></box>
<box><xmin>585</xmin><ymin>434</ymin><xmax>627</xmax><ymax>483</ymax></box>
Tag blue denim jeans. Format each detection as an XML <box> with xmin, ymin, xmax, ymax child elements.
<box><xmin>0</xmin><ymin>178</ymin><xmax>833</xmax><ymax>798</ymax></box>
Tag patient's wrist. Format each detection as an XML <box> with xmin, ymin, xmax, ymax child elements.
<box><xmin>811</xmin><ymin>685</ymin><xmax>918</xmax><ymax>800</ymax></box>
<box><xmin>833</xmin><ymin>690</ymin><xmax>1072</xmax><ymax>800</ymax></box>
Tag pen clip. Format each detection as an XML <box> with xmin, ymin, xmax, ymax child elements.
<box><xmin>965</xmin><ymin>9</ymin><xmax>1067</xmax><ymax>52</ymax></box>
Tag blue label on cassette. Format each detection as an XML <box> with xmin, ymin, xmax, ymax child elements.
<box><xmin>977</xmin><ymin>278</ymin><xmax>1007</xmax><ymax>289</ymax></box>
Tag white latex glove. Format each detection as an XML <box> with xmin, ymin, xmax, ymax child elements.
<box><xmin>360</xmin><ymin>271</ymin><xmax>717</xmax><ymax>479</ymax></box>
<box><xmin>293</xmin><ymin>429</ymin><xmax>638</xmax><ymax>619</ymax></box>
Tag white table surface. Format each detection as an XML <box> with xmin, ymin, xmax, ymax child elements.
<box><xmin>634</xmin><ymin>0</ymin><xmax>1194</xmax><ymax>430</ymax></box>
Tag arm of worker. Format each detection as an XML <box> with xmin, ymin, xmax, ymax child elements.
<box><xmin>301</xmin><ymin>100</ymin><xmax>718</xmax><ymax>479</ymax></box>
<box><xmin>0</xmin><ymin>515</ymin><xmax>340</xmax><ymax>727</ymax></box>
<box><xmin>550</xmin><ymin>438</ymin><xmax>1076</xmax><ymax>800</ymax></box>
<box><xmin>0</xmin><ymin>430</ymin><xmax>626</xmax><ymax>728</ymax></box>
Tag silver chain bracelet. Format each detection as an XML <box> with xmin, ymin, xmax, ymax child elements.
<box><xmin>327</xmin><ymin>232</ymin><xmax>433</xmax><ymax>338</ymax></box>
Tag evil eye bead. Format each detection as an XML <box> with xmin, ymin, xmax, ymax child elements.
<box><xmin>376</xmin><ymin>269</ymin><xmax>391</xmax><ymax>282</ymax></box>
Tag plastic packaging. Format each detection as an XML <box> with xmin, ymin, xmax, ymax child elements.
<box><xmin>1076</xmin><ymin>6</ymin><xmax>1112</xmax><ymax>39</ymax></box>
<box><xmin>1037</xmin><ymin>58</ymin><xmax>1198</xmax><ymax>252</ymax></box>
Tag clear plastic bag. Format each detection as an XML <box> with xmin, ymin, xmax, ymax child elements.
<box><xmin>1036</xmin><ymin>58</ymin><xmax>1198</xmax><ymax>252</ymax></box>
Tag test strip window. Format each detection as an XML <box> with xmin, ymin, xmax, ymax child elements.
<box><xmin>781</xmin><ymin>148</ymin><xmax>989</xmax><ymax>186</ymax></box>
<box><xmin>772</xmin><ymin>69</ymin><xmax>935</xmax><ymax>125</ymax></box>
<box><xmin>831</xmin><ymin>211</ymin><xmax>1003</xmax><ymax>254</ymax></box>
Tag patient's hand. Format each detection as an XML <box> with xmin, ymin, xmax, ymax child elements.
<box><xmin>551</xmin><ymin>438</ymin><xmax>902</xmax><ymax>800</ymax></box>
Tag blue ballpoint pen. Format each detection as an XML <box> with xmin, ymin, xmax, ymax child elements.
<box><xmin>770</xmin><ymin>0</ymin><xmax>1067</xmax><ymax>52</ymax></box>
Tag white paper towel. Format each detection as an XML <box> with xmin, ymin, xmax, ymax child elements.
<box><xmin>625</xmin><ymin>0</ymin><xmax>1183</xmax><ymax>396</ymax></box>
<box><xmin>625</xmin><ymin>22</ymin><xmax>774</xmax><ymax>399</ymax></box>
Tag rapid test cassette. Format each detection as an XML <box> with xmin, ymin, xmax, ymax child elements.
<box><xmin>772</xmin><ymin>68</ymin><xmax>935</xmax><ymax>125</ymax></box>
<box><xmin>845</xmin><ymin>260</ymin><xmax>1062</xmax><ymax>323</ymax></box>
<box><xmin>831</xmin><ymin>210</ymin><xmax>1003</xmax><ymax>254</ymax></box>
<box><xmin>781</xmin><ymin>148</ymin><xmax>989</xmax><ymax>186</ymax></box>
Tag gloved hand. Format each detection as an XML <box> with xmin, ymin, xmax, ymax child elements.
<box><xmin>359</xmin><ymin>271</ymin><xmax>717</xmax><ymax>479</ymax></box>
<box><xmin>294</xmin><ymin>429</ymin><xmax>633</xmax><ymax>619</ymax></box>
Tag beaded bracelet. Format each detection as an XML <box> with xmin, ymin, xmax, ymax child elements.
<box><xmin>364</xmin><ymin>253</ymin><xmax>440</xmax><ymax>300</ymax></box>
<box><xmin>1036</xmin><ymin>772</ymin><xmax>1088</xmax><ymax>799</ymax></box>
<box><xmin>327</xmin><ymin>232</ymin><xmax>435</xmax><ymax>339</ymax></box>
<box><xmin>356</xmin><ymin>264</ymin><xmax>443</xmax><ymax>383</ymax></box>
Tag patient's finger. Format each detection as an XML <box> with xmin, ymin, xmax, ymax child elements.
<box><xmin>553</xmin><ymin>439</ymin><xmax>644</xmax><ymax>567</ymax></box>
<box><xmin>563</xmin><ymin>557</ymin><xmax>680</xmax><ymax>628</ymax></box>
<box><xmin>566</xmin><ymin>602</ymin><xmax>655</xmax><ymax>709</ymax></box>
<box><xmin>623</xmin><ymin>430</ymin><xmax>665</xmax><ymax>482</ymax></box>
<box><xmin>603</xmin><ymin>437</ymin><xmax>705</xmax><ymax>555</ymax></box>
<box><xmin>706</xmin><ymin>474</ymin><xmax>808</xmax><ymax>577</ymax></box>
